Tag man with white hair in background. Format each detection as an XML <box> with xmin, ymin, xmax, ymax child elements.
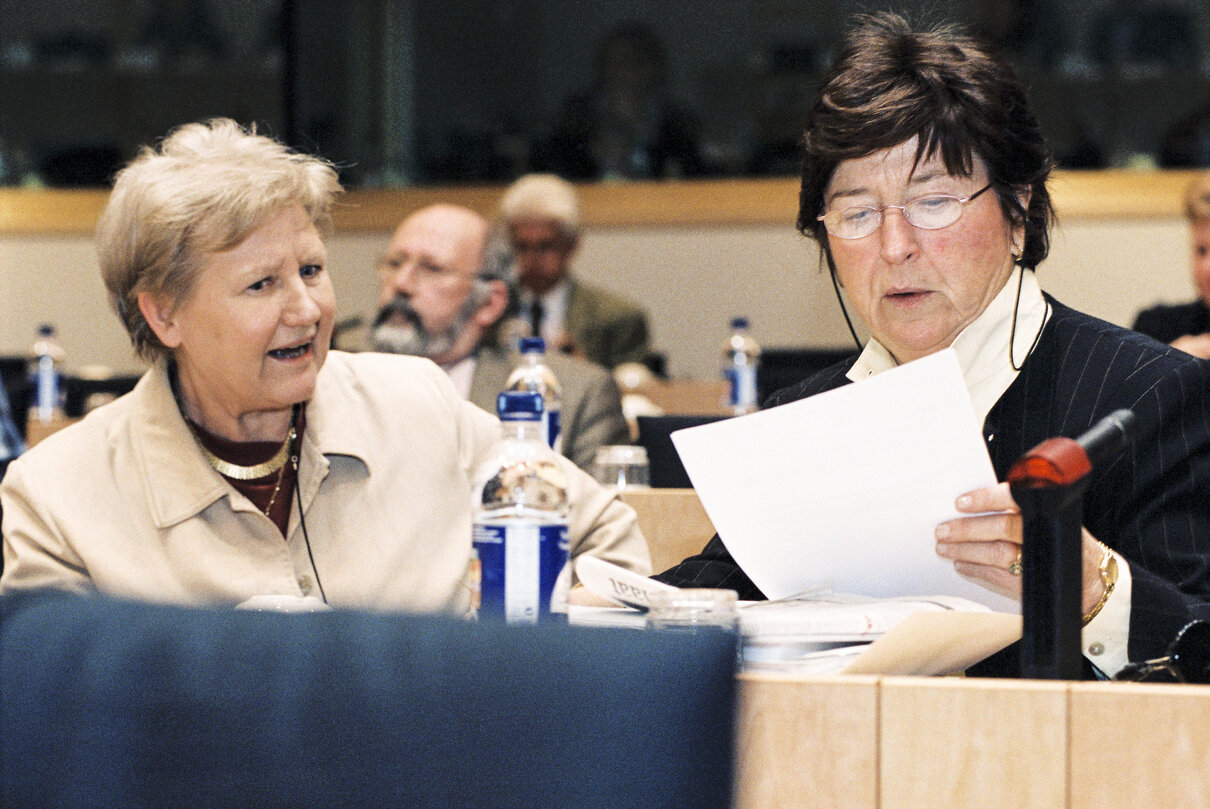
<box><xmin>500</xmin><ymin>173</ymin><xmax>651</xmax><ymax>370</ymax></box>
<box><xmin>364</xmin><ymin>203</ymin><xmax>630</xmax><ymax>472</ymax></box>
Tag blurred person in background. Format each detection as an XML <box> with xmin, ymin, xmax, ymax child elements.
<box><xmin>0</xmin><ymin>381</ymin><xmax>23</xmax><ymax>476</ymax></box>
<box><xmin>0</xmin><ymin>119</ymin><xmax>649</xmax><ymax>605</ymax></box>
<box><xmin>531</xmin><ymin>21</ymin><xmax>707</xmax><ymax>181</ymax></box>
<box><xmin>356</xmin><ymin>203</ymin><xmax>629</xmax><ymax>472</ymax></box>
<box><xmin>1089</xmin><ymin>0</ymin><xmax>1198</xmax><ymax>71</ymax></box>
<box><xmin>500</xmin><ymin>173</ymin><xmax>651</xmax><ymax>370</ymax></box>
<box><xmin>0</xmin><ymin>379</ymin><xmax>25</xmax><ymax>577</ymax></box>
<box><xmin>1132</xmin><ymin>171</ymin><xmax>1210</xmax><ymax>357</ymax></box>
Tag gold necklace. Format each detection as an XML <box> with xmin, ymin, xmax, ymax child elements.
<box><xmin>196</xmin><ymin>429</ymin><xmax>293</xmax><ymax>480</ymax></box>
<box><xmin>261</xmin><ymin>450</ymin><xmax>296</xmax><ymax>517</ymax></box>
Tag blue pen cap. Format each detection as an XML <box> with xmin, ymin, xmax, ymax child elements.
<box><xmin>497</xmin><ymin>391</ymin><xmax>544</xmax><ymax>421</ymax></box>
<box><xmin>518</xmin><ymin>336</ymin><xmax>546</xmax><ymax>354</ymax></box>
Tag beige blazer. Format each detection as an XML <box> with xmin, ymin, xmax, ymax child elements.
<box><xmin>0</xmin><ymin>352</ymin><xmax>650</xmax><ymax>610</ymax></box>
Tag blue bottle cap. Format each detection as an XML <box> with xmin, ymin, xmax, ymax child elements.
<box><xmin>497</xmin><ymin>391</ymin><xmax>544</xmax><ymax>420</ymax></box>
<box><xmin>518</xmin><ymin>336</ymin><xmax>546</xmax><ymax>354</ymax></box>
<box><xmin>730</xmin><ymin>317</ymin><xmax>749</xmax><ymax>330</ymax></box>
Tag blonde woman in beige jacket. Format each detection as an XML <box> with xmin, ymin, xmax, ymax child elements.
<box><xmin>0</xmin><ymin>119</ymin><xmax>649</xmax><ymax>609</ymax></box>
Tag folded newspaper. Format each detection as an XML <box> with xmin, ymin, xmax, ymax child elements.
<box><xmin>573</xmin><ymin>556</ymin><xmax>1021</xmax><ymax>676</ymax></box>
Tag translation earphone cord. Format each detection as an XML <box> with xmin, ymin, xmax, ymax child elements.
<box><xmin>295</xmin><ymin>472</ymin><xmax>327</xmax><ymax>604</ymax></box>
<box><xmin>291</xmin><ymin>403</ymin><xmax>327</xmax><ymax>604</ymax></box>
<box><xmin>829</xmin><ymin>265</ymin><xmax>864</xmax><ymax>352</ymax></box>
<box><xmin>1008</xmin><ymin>264</ymin><xmax>1049</xmax><ymax>372</ymax></box>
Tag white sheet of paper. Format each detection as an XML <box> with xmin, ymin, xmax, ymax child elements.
<box><xmin>672</xmin><ymin>349</ymin><xmax>1015</xmax><ymax>612</ymax></box>
<box><xmin>575</xmin><ymin>555</ymin><xmax>679</xmax><ymax>609</ymax></box>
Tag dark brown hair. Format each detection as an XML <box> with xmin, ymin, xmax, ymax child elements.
<box><xmin>797</xmin><ymin>12</ymin><xmax>1054</xmax><ymax>270</ymax></box>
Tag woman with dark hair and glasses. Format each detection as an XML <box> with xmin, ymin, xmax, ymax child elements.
<box><xmin>656</xmin><ymin>12</ymin><xmax>1210</xmax><ymax>677</ymax></box>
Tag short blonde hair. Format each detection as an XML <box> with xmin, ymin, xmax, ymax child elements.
<box><xmin>97</xmin><ymin>118</ymin><xmax>343</xmax><ymax>362</ymax></box>
<box><xmin>498</xmin><ymin>173</ymin><xmax>580</xmax><ymax>239</ymax></box>
<box><xmin>1185</xmin><ymin>171</ymin><xmax>1210</xmax><ymax>222</ymax></box>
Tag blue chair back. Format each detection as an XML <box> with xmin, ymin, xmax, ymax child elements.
<box><xmin>0</xmin><ymin>592</ymin><xmax>736</xmax><ymax>809</ymax></box>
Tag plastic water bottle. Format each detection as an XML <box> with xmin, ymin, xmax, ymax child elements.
<box><xmin>471</xmin><ymin>391</ymin><xmax>571</xmax><ymax>623</ymax></box>
<box><xmin>30</xmin><ymin>323</ymin><xmax>65</xmax><ymax>424</ymax></box>
<box><xmin>722</xmin><ymin>316</ymin><xmax>761</xmax><ymax>415</ymax></box>
<box><xmin>505</xmin><ymin>336</ymin><xmax>563</xmax><ymax>451</ymax></box>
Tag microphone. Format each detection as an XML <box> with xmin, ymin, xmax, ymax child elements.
<box><xmin>1076</xmin><ymin>409</ymin><xmax>1136</xmax><ymax>470</ymax></box>
<box><xmin>1007</xmin><ymin>409</ymin><xmax>1136</xmax><ymax>488</ymax></box>
<box><xmin>1008</xmin><ymin>408</ymin><xmax>1136</xmax><ymax>680</ymax></box>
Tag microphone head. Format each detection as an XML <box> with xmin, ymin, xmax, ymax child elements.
<box><xmin>1009</xmin><ymin>408</ymin><xmax>1138</xmax><ymax>488</ymax></box>
<box><xmin>1077</xmin><ymin>408</ymin><xmax>1137</xmax><ymax>469</ymax></box>
<box><xmin>1106</xmin><ymin>409</ymin><xmax>1137</xmax><ymax>441</ymax></box>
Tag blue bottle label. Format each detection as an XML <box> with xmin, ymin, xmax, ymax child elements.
<box><xmin>544</xmin><ymin>409</ymin><xmax>561</xmax><ymax>449</ymax></box>
<box><xmin>35</xmin><ymin>355</ymin><xmax>59</xmax><ymax>416</ymax></box>
<box><xmin>473</xmin><ymin>522</ymin><xmax>569</xmax><ymax>622</ymax></box>
<box><xmin>725</xmin><ymin>365</ymin><xmax>758</xmax><ymax>408</ymax></box>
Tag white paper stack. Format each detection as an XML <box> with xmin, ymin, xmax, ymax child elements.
<box><xmin>737</xmin><ymin>593</ymin><xmax>991</xmax><ymax>674</ymax></box>
<box><xmin>571</xmin><ymin>557</ymin><xmax>1018</xmax><ymax>676</ymax></box>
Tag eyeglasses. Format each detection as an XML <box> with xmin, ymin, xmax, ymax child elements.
<box><xmin>512</xmin><ymin>238</ymin><xmax>567</xmax><ymax>255</ymax></box>
<box><xmin>1114</xmin><ymin>620</ymin><xmax>1210</xmax><ymax>684</ymax></box>
<box><xmin>817</xmin><ymin>183</ymin><xmax>994</xmax><ymax>240</ymax></box>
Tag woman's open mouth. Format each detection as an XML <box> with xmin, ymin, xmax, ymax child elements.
<box><xmin>886</xmin><ymin>289</ymin><xmax>931</xmax><ymax>304</ymax></box>
<box><xmin>268</xmin><ymin>342</ymin><xmax>311</xmax><ymax>360</ymax></box>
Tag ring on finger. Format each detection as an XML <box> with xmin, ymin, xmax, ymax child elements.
<box><xmin>1008</xmin><ymin>551</ymin><xmax>1023</xmax><ymax>576</ymax></box>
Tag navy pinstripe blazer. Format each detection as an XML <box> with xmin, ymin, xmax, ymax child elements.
<box><xmin>655</xmin><ymin>297</ymin><xmax>1210</xmax><ymax>661</ymax></box>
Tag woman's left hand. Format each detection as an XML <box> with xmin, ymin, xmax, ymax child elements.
<box><xmin>935</xmin><ymin>482</ymin><xmax>1108</xmax><ymax>610</ymax></box>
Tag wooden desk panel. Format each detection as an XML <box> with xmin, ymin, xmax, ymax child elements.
<box><xmin>736</xmin><ymin>675</ymin><xmax>1210</xmax><ymax>809</ymax></box>
<box><xmin>631</xmin><ymin>379</ymin><xmax>731</xmax><ymax>417</ymax></box>
<box><xmin>1070</xmin><ymin>682</ymin><xmax>1210</xmax><ymax>808</ymax></box>
<box><xmin>736</xmin><ymin>674</ymin><xmax>880</xmax><ymax>809</ymax></box>
<box><xmin>619</xmin><ymin>488</ymin><xmax>716</xmax><ymax>574</ymax></box>
<box><xmin>879</xmin><ymin>677</ymin><xmax>1068</xmax><ymax>809</ymax></box>
<box><xmin>25</xmin><ymin>412</ymin><xmax>80</xmax><ymax>447</ymax></box>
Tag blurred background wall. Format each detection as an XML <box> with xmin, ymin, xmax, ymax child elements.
<box><xmin>1</xmin><ymin>0</ymin><xmax>1207</xmax><ymax>379</ymax></box>
<box><xmin>0</xmin><ymin>186</ymin><xmax>1192</xmax><ymax>380</ymax></box>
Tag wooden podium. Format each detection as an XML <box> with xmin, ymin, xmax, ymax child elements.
<box><xmin>617</xmin><ymin>491</ymin><xmax>1210</xmax><ymax>807</ymax></box>
<box><xmin>735</xmin><ymin>674</ymin><xmax>1210</xmax><ymax>809</ymax></box>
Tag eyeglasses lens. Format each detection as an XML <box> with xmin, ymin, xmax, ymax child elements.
<box><xmin>904</xmin><ymin>197</ymin><xmax>962</xmax><ymax>229</ymax></box>
<box><xmin>823</xmin><ymin>196</ymin><xmax>963</xmax><ymax>239</ymax></box>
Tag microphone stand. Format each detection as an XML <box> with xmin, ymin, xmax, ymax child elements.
<box><xmin>1008</xmin><ymin>449</ymin><xmax>1088</xmax><ymax>680</ymax></box>
<box><xmin>1006</xmin><ymin>410</ymin><xmax>1135</xmax><ymax>680</ymax></box>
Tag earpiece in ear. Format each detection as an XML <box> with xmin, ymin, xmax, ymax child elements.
<box><xmin>469</xmin><ymin>279</ymin><xmax>492</xmax><ymax>308</ymax></box>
